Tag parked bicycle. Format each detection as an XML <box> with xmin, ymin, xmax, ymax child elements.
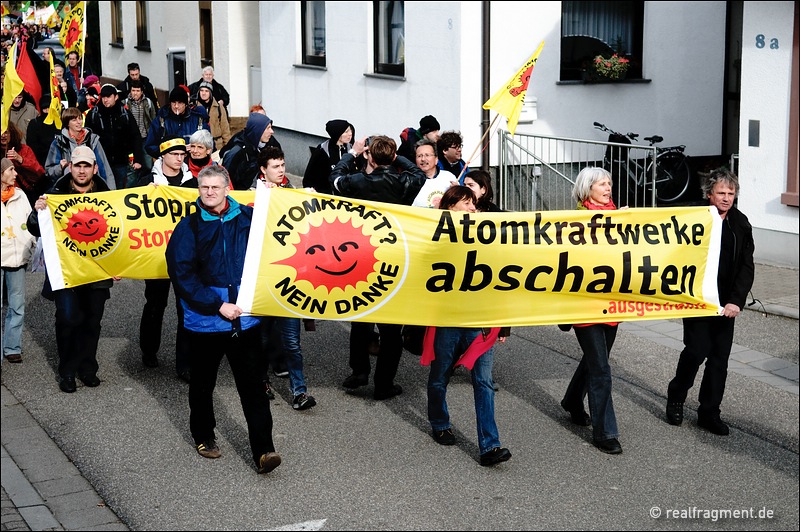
<box><xmin>593</xmin><ymin>122</ymin><xmax>691</xmax><ymax>205</ymax></box>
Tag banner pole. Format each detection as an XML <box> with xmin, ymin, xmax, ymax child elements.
<box><xmin>457</xmin><ymin>113</ymin><xmax>500</xmax><ymax>183</ymax></box>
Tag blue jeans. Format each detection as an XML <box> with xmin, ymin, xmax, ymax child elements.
<box><xmin>563</xmin><ymin>324</ymin><xmax>619</xmax><ymax>441</ymax></box>
<box><xmin>262</xmin><ymin>317</ymin><xmax>306</xmax><ymax>396</ymax></box>
<box><xmin>427</xmin><ymin>327</ymin><xmax>500</xmax><ymax>455</ymax></box>
<box><xmin>1</xmin><ymin>267</ymin><xmax>26</xmax><ymax>357</ymax></box>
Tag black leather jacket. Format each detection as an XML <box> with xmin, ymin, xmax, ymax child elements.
<box><xmin>329</xmin><ymin>153</ymin><xmax>426</xmax><ymax>206</ymax></box>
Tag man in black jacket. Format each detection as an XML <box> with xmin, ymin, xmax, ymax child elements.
<box><xmin>665</xmin><ymin>168</ymin><xmax>755</xmax><ymax>435</ymax></box>
<box><xmin>28</xmin><ymin>146</ymin><xmax>115</xmax><ymax>393</ymax></box>
<box><xmin>329</xmin><ymin>135</ymin><xmax>427</xmax><ymax>400</ymax></box>
<box><xmin>84</xmin><ymin>84</ymin><xmax>145</xmax><ymax>189</ymax></box>
<box><xmin>116</xmin><ymin>62</ymin><xmax>159</xmax><ymax>108</ymax></box>
<box><xmin>219</xmin><ymin>112</ymin><xmax>277</xmax><ymax>190</ymax></box>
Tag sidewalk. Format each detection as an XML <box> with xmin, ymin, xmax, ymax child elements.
<box><xmin>1</xmin><ymin>261</ymin><xmax>797</xmax><ymax>531</ymax></box>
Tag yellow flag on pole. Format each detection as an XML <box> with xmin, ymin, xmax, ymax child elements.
<box><xmin>2</xmin><ymin>42</ymin><xmax>27</xmax><ymax>134</ymax></box>
<box><xmin>482</xmin><ymin>41</ymin><xmax>545</xmax><ymax>136</ymax></box>
<box><xmin>44</xmin><ymin>52</ymin><xmax>63</xmax><ymax>129</ymax></box>
<box><xmin>59</xmin><ymin>1</ymin><xmax>85</xmax><ymax>57</ymax></box>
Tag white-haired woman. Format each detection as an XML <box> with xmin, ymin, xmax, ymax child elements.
<box><xmin>560</xmin><ymin>166</ymin><xmax>626</xmax><ymax>455</ymax></box>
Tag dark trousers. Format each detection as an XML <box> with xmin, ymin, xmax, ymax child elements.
<box><xmin>563</xmin><ymin>324</ymin><xmax>620</xmax><ymax>441</ymax></box>
<box><xmin>139</xmin><ymin>279</ymin><xmax>189</xmax><ymax>373</ymax></box>
<box><xmin>187</xmin><ymin>326</ymin><xmax>275</xmax><ymax>463</ymax></box>
<box><xmin>349</xmin><ymin>321</ymin><xmax>403</xmax><ymax>390</ymax></box>
<box><xmin>668</xmin><ymin>316</ymin><xmax>736</xmax><ymax>418</ymax></box>
<box><xmin>53</xmin><ymin>286</ymin><xmax>110</xmax><ymax>379</ymax></box>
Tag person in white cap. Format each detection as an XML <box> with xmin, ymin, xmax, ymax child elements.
<box><xmin>27</xmin><ymin>146</ymin><xmax>115</xmax><ymax>393</ymax></box>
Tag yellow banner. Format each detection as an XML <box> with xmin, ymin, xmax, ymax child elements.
<box><xmin>239</xmin><ymin>187</ymin><xmax>721</xmax><ymax>327</ymax></box>
<box><xmin>39</xmin><ymin>186</ymin><xmax>722</xmax><ymax>326</ymax></box>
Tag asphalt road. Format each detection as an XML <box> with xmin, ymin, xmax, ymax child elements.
<box><xmin>2</xmin><ymin>271</ymin><xmax>798</xmax><ymax>530</ymax></box>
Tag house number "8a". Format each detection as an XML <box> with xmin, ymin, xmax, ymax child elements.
<box><xmin>755</xmin><ymin>34</ymin><xmax>779</xmax><ymax>49</ymax></box>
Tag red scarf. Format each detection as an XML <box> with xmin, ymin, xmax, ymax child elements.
<box><xmin>420</xmin><ymin>327</ymin><xmax>501</xmax><ymax>371</ymax></box>
<box><xmin>188</xmin><ymin>156</ymin><xmax>212</xmax><ymax>178</ymax></box>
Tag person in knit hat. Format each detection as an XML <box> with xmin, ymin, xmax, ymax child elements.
<box><xmin>397</xmin><ymin>114</ymin><xmax>441</xmax><ymax>160</ymax></box>
<box><xmin>136</xmin><ymin>135</ymin><xmax>195</xmax><ymax>381</ymax></box>
<box><xmin>144</xmin><ymin>86</ymin><xmax>210</xmax><ymax>159</ymax></box>
<box><xmin>1</xmin><ymin>157</ymin><xmax>37</xmax><ymax>364</ymax></box>
<box><xmin>219</xmin><ymin>112</ymin><xmax>278</xmax><ymax>190</ymax></box>
<box><xmin>193</xmin><ymin>81</ymin><xmax>231</xmax><ymax>152</ymax></box>
<box><xmin>302</xmin><ymin>118</ymin><xmax>355</xmax><ymax>194</ymax></box>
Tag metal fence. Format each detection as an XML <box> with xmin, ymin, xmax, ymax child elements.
<box><xmin>496</xmin><ymin>131</ymin><xmax>658</xmax><ymax>211</ymax></box>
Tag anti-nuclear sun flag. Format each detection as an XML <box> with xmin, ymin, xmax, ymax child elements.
<box><xmin>38</xmin><ymin>186</ymin><xmax>722</xmax><ymax>327</ymax></box>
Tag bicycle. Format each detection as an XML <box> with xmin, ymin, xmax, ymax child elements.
<box><xmin>593</xmin><ymin>122</ymin><xmax>691</xmax><ymax>205</ymax></box>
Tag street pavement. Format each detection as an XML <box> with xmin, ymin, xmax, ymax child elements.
<box><xmin>2</xmin><ymin>261</ymin><xmax>798</xmax><ymax>531</ymax></box>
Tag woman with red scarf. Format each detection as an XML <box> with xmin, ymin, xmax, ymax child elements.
<box><xmin>560</xmin><ymin>167</ymin><xmax>626</xmax><ymax>455</ymax></box>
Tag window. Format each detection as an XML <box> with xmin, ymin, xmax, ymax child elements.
<box><xmin>135</xmin><ymin>0</ymin><xmax>150</xmax><ymax>50</ymax></box>
<box><xmin>301</xmin><ymin>1</ymin><xmax>326</xmax><ymax>67</ymax></box>
<box><xmin>199</xmin><ymin>2</ymin><xmax>213</xmax><ymax>67</ymax></box>
<box><xmin>110</xmin><ymin>0</ymin><xmax>123</xmax><ymax>46</ymax></box>
<box><xmin>560</xmin><ymin>1</ymin><xmax>643</xmax><ymax>81</ymax></box>
<box><xmin>374</xmin><ymin>1</ymin><xmax>404</xmax><ymax>77</ymax></box>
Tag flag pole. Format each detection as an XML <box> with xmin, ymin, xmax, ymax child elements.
<box><xmin>79</xmin><ymin>3</ymin><xmax>87</xmax><ymax>84</ymax></box>
<box><xmin>457</xmin><ymin>113</ymin><xmax>500</xmax><ymax>183</ymax></box>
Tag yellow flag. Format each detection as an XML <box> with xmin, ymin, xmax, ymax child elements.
<box><xmin>59</xmin><ymin>1</ymin><xmax>85</xmax><ymax>57</ymax></box>
<box><xmin>482</xmin><ymin>41</ymin><xmax>545</xmax><ymax>135</ymax></box>
<box><xmin>2</xmin><ymin>42</ymin><xmax>26</xmax><ymax>134</ymax></box>
<box><xmin>44</xmin><ymin>52</ymin><xmax>63</xmax><ymax>129</ymax></box>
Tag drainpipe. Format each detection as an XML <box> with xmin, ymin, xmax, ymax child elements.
<box><xmin>481</xmin><ymin>0</ymin><xmax>490</xmax><ymax>173</ymax></box>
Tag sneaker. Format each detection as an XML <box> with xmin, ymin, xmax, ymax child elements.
<box><xmin>257</xmin><ymin>452</ymin><xmax>282</xmax><ymax>474</ymax></box>
<box><xmin>142</xmin><ymin>353</ymin><xmax>159</xmax><ymax>368</ymax></box>
<box><xmin>264</xmin><ymin>382</ymin><xmax>276</xmax><ymax>401</ymax></box>
<box><xmin>292</xmin><ymin>393</ymin><xmax>316</xmax><ymax>411</ymax></box>
<box><xmin>432</xmin><ymin>428</ymin><xmax>456</xmax><ymax>446</ymax></box>
<box><xmin>479</xmin><ymin>447</ymin><xmax>512</xmax><ymax>466</ymax></box>
<box><xmin>273</xmin><ymin>366</ymin><xmax>289</xmax><ymax>378</ymax></box>
<box><xmin>196</xmin><ymin>439</ymin><xmax>221</xmax><ymax>459</ymax></box>
<box><xmin>5</xmin><ymin>353</ymin><xmax>22</xmax><ymax>364</ymax></box>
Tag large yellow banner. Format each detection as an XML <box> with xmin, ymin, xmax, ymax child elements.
<box><xmin>39</xmin><ymin>185</ymin><xmax>721</xmax><ymax>327</ymax></box>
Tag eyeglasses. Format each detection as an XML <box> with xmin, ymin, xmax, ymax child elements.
<box><xmin>450</xmin><ymin>144</ymin><xmax>463</xmax><ymax>150</ymax></box>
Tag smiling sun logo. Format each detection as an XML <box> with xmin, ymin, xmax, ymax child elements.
<box><xmin>53</xmin><ymin>198</ymin><xmax>122</xmax><ymax>260</ymax></box>
<box><xmin>274</xmin><ymin>218</ymin><xmax>379</xmax><ymax>292</ymax></box>
<box><xmin>63</xmin><ymin>208</ymin><xmax>108</xmax><ymax>244</ymax></box>
<box><xmin>265</xmin><ymin>204</ymin><xmax>408</xmax><ymax>321</ymax></box>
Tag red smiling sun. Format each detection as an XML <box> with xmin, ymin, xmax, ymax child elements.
<box><xmin>274</xmin><ymin>218</ymin><xmax>379</xmax><ymax>292</ymax></box>
<box><xmin>62</xmin><ymin>208</ymin><xmax>108</xmax><ymax>244</ymax></box>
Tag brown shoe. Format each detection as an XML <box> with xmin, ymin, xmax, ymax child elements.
<box><xmin>196</xmin><ymin>439</ymin><xmax>221</xmax><ymax>459</ymax></box>
<box><xmin>5</xmin><ymin>354</ymin><xmax>22</xmax><ymax>364</ymax></box>
<box><xmin>257</xmin><ymin>452</ymin><xmax>282</xmax><ymax>474</ymax></box>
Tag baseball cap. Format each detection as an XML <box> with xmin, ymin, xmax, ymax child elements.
<box><xmin>71</xmin><ymin>146</ymin><xmax>96</xmax><ymax>166</ymax></box>
<box><xmin>100</xmin><ymin>84</ymin><xmax>119</xmax><ymax>97</ymax></box>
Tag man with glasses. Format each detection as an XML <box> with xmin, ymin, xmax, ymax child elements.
<box><xmin>137</xmin><ymin>137</ymin><xmax>195</xmax><ymax>380</ymax></box>
<box><xmin>166</xmin><ymin>165</ymin><xmax>281</xmax><ymax>474</ymax></box>
<box><xmin>437</xmin><ymin>130</ymin><xmax>467</xmax><ymax>183</ymax></box>
<box><xmin>411</xmin><ymin>138</ymin><xmax>457</xmax><ymax>208</ymax></box>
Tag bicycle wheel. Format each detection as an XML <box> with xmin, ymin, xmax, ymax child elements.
<box><xmin>651</xmin><ymin>151</ymin><xmax>691</xmax><ymax>203</ymax></box>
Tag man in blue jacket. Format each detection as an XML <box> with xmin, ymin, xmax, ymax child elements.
<box><xmin>165</xmin><ymin>165</ymin><xmax>281</xmax><ymax>474</ymax></box>
<box><xmin>144</xmin><ymin>86</ymin><xmax>209</xmax><ymax>159</ymax></box>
